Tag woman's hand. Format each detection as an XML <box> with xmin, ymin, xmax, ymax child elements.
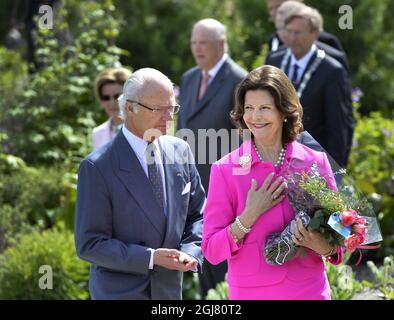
<box><xmin>241</xmin><ymin>172</ymin><xmax>286</xmax><ymax>228</ymax></box>
<box><xmin>292</xmin><ymin>218</ymin><xmax>334</xmax><ymax>255</ymax></box>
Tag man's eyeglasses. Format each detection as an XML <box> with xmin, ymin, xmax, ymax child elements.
<box><xmin>128</xmin><ymin>100</ymin><xmax>180</xmax><ymax>115</ymax></box>
<box><xmin>101</xmin><ymin>93</ymin><xmax>121</xmax><ymax>101</ymax></box>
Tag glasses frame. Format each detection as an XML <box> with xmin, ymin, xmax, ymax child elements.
<box><xmin>127</xmin><ymin>100</ymin><xmax>180</xmax><ymax>115</ymax></box>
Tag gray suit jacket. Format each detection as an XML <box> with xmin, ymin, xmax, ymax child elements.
<box><xmin>74</xmin><ymin>132</ymin><xmax>206</xmax><ymax>300</ymax></box>
<box><xmin>177</xmin><ymin>57</ymin><xmax>247</xmax><ymax>192</ymax></box>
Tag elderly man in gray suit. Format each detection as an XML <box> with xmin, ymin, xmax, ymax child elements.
<box><xmin>75</xmin><ymin>68</ymin><xmax>206</xmax><ymax>300</ymax></box>
<box><xmin>177</xmin><ymin>18</ymin><xmax>247</xmax><ymax>299</ymax></box>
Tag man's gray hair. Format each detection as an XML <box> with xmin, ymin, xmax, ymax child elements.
<box><xmin>276</xmin><ymin>1</ymin><xmax>306</xmax><ymax>30</ymax></box>
<box><xmin>117</xmin><ymin>68</ymin><xmax>174</xmax><ymax>120</ymax></box>
<box><xmin>306</xmin><ymin>7</ymin><xmax>323</xmax><ymax>32</ymax></box>
<box><xmin>284</xmin><ymin>6</ymin><xmax>323</xmax><ymax>33</ymax></box>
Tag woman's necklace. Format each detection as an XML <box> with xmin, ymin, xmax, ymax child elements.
<box><xmin>253</xmin><ymin>142</ymin><xmax>287</xmax><ymax>168</ymax></box>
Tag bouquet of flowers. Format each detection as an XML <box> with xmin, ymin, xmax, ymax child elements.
<box><xmin>264</xmin><ymin>160</ymin><xmax>382</xmax><ymax>266</ymax></box>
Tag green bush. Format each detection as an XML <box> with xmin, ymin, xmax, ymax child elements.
<box><xmin>347</xmin><ymin>110</ymin><xmax>394</xmax><ymax>258</ymax></box>
<box><xmin>206</xmin><ymin>281</ymin><xmax>229</xmax><ymax>300</ymax></box>
<box><xmin>325</xmin><ymin>260</ymin><xmax>366</xmax><ymax>300</ymax></box>
<box><xmin>367</xmin><ymin>256</ymin><xmax>394</xmax><ymax>299</ymax></box>
<box><xmin>0</xmin><ymin>228</ymin><xmax>90</xmax><ymax>299</ymax></box>
<box><xmin>182</xmin><ymin>272</ymin><xmax>201</xmax><ymax>300</ymax></box>
<box><xmin>0</xmin><ymin>164</ymin><xmax>69</xmax><ymax>252</ymax></box>
<box><xmin>1</xmin><ymin>0</ymin><xmax>128</xmax><ymax>167</ymax></box>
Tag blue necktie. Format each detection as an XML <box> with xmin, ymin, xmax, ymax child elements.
<box><xmin>291</xmin><ymin>64</ymin><xmax>299</xmax><ymax>86</ymax></box>
<box><xmin>146</xmin><ymin>143</ymin><xmax>165</xmax><ymax>212</ymax></box>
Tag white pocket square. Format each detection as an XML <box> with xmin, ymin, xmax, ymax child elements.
<box><xmin>181</xmin><ymin>182</ymin><xmax>191</xmax><ymax>195</ymax></box>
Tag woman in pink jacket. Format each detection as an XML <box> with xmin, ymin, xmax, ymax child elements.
<box><xmin>202</xmin><ymin>65</ymin><xmax>343</xmax><ymax>300</ymax></box>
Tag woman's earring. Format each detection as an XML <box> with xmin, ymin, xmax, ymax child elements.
<box><xmin>284</xmin><ymin>118</ymin><xmax>287</xmax><ymax>123</ymax></box>
<box><xmin>239</xmin><ymin>127</ymin><xmax>243</xmax><ymax>137</ymax></box>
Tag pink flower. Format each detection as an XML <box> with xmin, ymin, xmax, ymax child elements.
<box><xmin>354</xmin><ymin>216</ymin><xmax>366</xmax><ymax>224</ymax></box>
<box><xmin>340</xmin><ymin>210</ymin><xmax>358</xmax><ymax>227</ymax></box>
<box><xmin>345</xmin><ymin>234</ymin><xmax>365</xmax><ymax>253</ymax></box>
<box><xmin>353</xmin><ymin>223</ymin><xmax>368</xmax><ymax>237</ymax></box>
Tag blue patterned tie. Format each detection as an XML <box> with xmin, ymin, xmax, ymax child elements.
<box><xmin>291</xmin><ymin>64</ymin><xmax>299</xmax><ymax>86</ymax></box>
<box><xmin>146</xmin><ymin>143</ymin><xmax>165</xmax><ymax>212</ymax></box>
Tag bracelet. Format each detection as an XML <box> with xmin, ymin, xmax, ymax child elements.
<box><xmin>235</xmin><ymin>216</ymin><xmax>251</xmax><ymax>234</ymax></box>
<box><xmin>322</xmin><ymin>245</ymin><xmax>336</xmax><ymax>257</ymax></box>
<box><xmin>229</xmin><ymin>224</ymin><xmax>241</xmax><ymax>243</ymax></box>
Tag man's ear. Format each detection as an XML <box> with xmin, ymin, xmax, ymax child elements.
<box><xmin>220</xmin><ymin>39</ymin><xmax>225</xmax><ymax>53</ymax></box>
<box><xmin>126</xmin><ymin>101</ymin><xmax>134</xmax><ymax>113</ymax></box>
<box><xmin>313</xmin><ymin>29</ymin><xmax>320</xmax><ymax>41</ymax></box>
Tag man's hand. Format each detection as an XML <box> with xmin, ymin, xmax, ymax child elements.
<box><xmin>153</xmin><ymin>248</ymin><xmax>198</xmax><ymax>272</ymax></box>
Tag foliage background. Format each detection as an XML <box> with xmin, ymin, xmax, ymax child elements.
<box><xmin>0</xmin><ymin>0</ymin><xmax>392</xmax><ymax>299</ymax></box>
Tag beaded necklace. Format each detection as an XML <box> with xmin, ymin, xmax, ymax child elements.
<box><xmin>253</xmin><ymin>142</ymin><xmax>287</xmax><ymax>168</ymax></box>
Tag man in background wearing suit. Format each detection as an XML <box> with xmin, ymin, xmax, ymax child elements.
<box><xmin>177</xmin><ymin>18</ymin><xmax>247</xmax><ymax>298</ymax></box>
<box><xmin>266</xmin><ymin>8</ymin><xmax>355</xmax><ymax>168</ymax></box>
<box><xmin>270</xmin><ymin>2</ymin><xmax>349</xmax><ymax>72</ymax></box>
<box><xmin>75</xmin><ymin>68</ymin><xmax>206</xmax><ymax>300</ymax></box>
<box><xmin>266</xmin><ymin>0</ymin><xmax>346</xmax><ymax>54</ymax></box>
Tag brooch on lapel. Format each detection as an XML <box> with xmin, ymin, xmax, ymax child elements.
<box><xmin>239</xmin><ymin>154</ymin><xmax>252</xmax><ymax>167</ymax></box>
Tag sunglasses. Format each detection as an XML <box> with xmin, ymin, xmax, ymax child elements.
<box><xmin>100</xmin><ymin>93</ymin><xmax>121</xmax><ymax>101</ymax></box>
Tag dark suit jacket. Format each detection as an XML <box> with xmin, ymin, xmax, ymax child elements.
<box><xmin>268</xmin><ymin>31</ymin><xmax>346</xmax><ymax>54</ymax></box>
<box><xmin>268</xmin><ymin>41</ymin><xmax>349</xmax><ymax>73</ymax></box>
<box><xmin>266</xmin><ymin>49</ymin><xmax>355</xmax><ymax>168</ymax></box>
<box><xmin>74</xmin><ymin>132</ymin><xmax>206</xmax><ymax>300</ymax></box>
<box><xmin>177</xmin><ymin>57</ymin><xmax>248</xmax><ymax>192</ymax></box>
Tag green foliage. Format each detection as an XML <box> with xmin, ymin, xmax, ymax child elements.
<box><xmin>182</xmin><ymin>272</ymin><xmax>201</xmax><ymax>300</ymax></box>
<box><xmin>113</xmin><ymin>0</ymin><xmax>268</xmax><ymax>83</ymax></box>
<box><xmin>367</xmin><ymin>256</ymin><xmax>394</xmax><ymax>299</ymax></box>
<box><xmin>206</xmin><ymin>281</ymin><xmax>229</xmax><ymax>300</ymax></box>
<box><xmin>325</xmin><ymin>261</ymin><xmax>368</xmax><ymax>300</ymax></box>
<box><xmin>0</xmin><ymin>228</ymin><xmax>90</xmax><ymax>299</ymax></box>
<box><xmin>0</xmin><ymin>164</ymin><xmax>69</xmax><ymax>252</ymax></box>
<box><xmin>1</xmin><ymin>0</ymin><xmax>128</xmax><ymax>167</ymax></box>
<box><xmin>348</xmin><ymin>110</ymin><xmax>394</xmax><ymax>257</ymax></box>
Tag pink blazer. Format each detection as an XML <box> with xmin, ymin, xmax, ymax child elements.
<box><xmin>202</xmin><ymin>140</ymin><xmax>343</xmax><ymax>288</ymax></box>
<box><xmin>92</xmin><ymin>119</ymin><xmax>116</xmax><ymax>151</ymax></box>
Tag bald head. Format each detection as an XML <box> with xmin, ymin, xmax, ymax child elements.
<box><xmin>191</xmin><ymin>19</ymin><xmax>227</xmax><ymax>71</ymax></box>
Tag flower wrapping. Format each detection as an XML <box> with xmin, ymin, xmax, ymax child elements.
<box><xmin>263</xmin><ymin>160</ymin><xmax>382</xmax><ymax>266</ymax></box>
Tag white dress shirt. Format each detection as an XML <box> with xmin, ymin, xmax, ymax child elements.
<box><xmin>203</xmin><ymin>53</ymin><xmax>228</xmax><ymax>85</ymax></box>
<box><xmin>288</xmin><ymin>44</ymin><xmax>317</xmax><ymax>84</ymax></box>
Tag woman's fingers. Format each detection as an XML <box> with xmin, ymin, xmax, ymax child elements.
<box><xmin>249</xmin><ymin>178</ymin><xmax>257</xmax><ymax>192</ymax></box>
<box><xmin>271</xmin><ymin>181</ymin><xmax>286</xmax><ymax>200</ymax></box>
<box><xmin>292</xmin><ymin>235</ymin><xmax>302</xmax><ymax>245</ymax></box>
<box><xmin>271</xmin><ymin>194</ymin><xmax>285</xmax><ymax>207</ymax></box>
<box><xmin>293</xmin><ymin>220</ymin><xmax>302</xmax><ymax>240</ymax></box>
<box><xmin>261</xmin><ymin>172</ymin><xmax>275</xmax><ymax>190</ymax></box>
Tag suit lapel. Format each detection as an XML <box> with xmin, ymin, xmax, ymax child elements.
<box><xmin>182</xmin><ymin>71</ymin><xmax>201</xmax><ymax>124</ymax></box>
<box><xmin>187</xmin><ymin>59</ymin><xmax>230</xmax><ymax>121</ymax></box>
<box><xmin>112</xmin><ymin>132</ymin><xmax>167</xmax><ymax>238</ymax></box>
<box><xmin>158</xmin><ymin>138</ymin><xmax>185</xmax><ymax>246</ymax></box>
<box><xmin>297</xmin><ymin>50</ymin><xmax>318</xmax><ymax>88</ymax></box>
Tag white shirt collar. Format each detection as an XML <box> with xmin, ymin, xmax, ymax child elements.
<box><xmin>290</xmin><ymin>43</ymin><xmax>317</xmax><ymax>70</ymax></box>
<box><xmin>203</xmin><ymin>53</ymin><xmax>228</xmax><ymax>83</ymax></box>
<box><xmin>121</xmin><ymin>126</ymin><xmax>161</xmax><ymax>162</ymax></box>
